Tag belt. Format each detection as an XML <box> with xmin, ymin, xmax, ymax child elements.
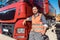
<box><xmin>31</xmin><ymin>27</ymin><xmax>44</xmax><ymax>31</ymax></box>
<box><xmin>32</xmin><ymin>24</ymin><xmax>43</xmax><ymax>26</ymax></box>
<box><xmin>31</xmin><ymin>28</ymin><xmax>44</xmax><ymax>32</ymax></box>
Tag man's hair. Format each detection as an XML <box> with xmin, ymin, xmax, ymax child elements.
<box><xmin>32</xmin><ymin>6</ymin><xmax>38</xmax><ymax>9</ymax></box>
<box><xmin>32</xmin><ymin>6</ymin><xmax>43</xmax><ymax>13</ymax></box>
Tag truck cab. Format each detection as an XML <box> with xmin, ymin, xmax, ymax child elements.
<box><xmin>0</xmin><ymin>0</ymin><xmax>33</xmax><ymax>40</ymax></box>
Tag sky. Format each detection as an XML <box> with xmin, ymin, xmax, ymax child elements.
<box><xmin>49</xmin><ymin>0</ymin><xmax>60</xmax><ymax>14</ymax></box>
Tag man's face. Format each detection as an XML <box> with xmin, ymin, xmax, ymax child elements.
<box><xmin>32</xmin><ymin>7</ymin><xmax>38</xmax><ymax>14</ymax></box>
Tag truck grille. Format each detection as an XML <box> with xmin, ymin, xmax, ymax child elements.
<box><xmin>1</xmin><ymin>24</ymin><xmax>14</xmax><ymax>37</ymax></box>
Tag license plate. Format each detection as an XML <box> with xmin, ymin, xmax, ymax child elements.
<box><xmin>3</xmin><ymin>28</ymin><xmax>8</xmax><ymax>32</ymax></box>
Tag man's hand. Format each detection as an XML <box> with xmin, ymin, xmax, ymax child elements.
<box><xmin>23</xmin><ymin>20</ymin><xmax>26</xmax><ymax>25</ymax></box>
<box><xmin>41</xmin><ymin>27</ymin><xmax>47</xmax><ymax>35</ymax></box>
<box><xmin>23</xmin><ymin>18</ymin><xmax>30</xmax><ymax>25</ymax></box>
<box><xmin>41</xmin><ymin>30</ymin><xmax>46</xmax><ymax>35</ymax></box>
<box><xmin>41</xmin><ymin>24</ymin><xmax>48</xmax><ymax>35</ymax></box>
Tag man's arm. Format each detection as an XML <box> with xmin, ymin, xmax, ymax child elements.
<box><xmin>23</xmin><ymin>16</ymin><xmax>32</xmax><ymax>25</ymax></box>
<box><xmin>26</xmin><ymin>17</ymin><xmax>32</xmax><ymax>21</ymax></box>
<box><xmin>41</xmin><ymin>15</ymin><xmax>48</xmax><ymax>28</ymax></box>
<box><xmin>41</xmin><ymin>15</ymin><xmax>48</xmax><ymax>35</ymax></box>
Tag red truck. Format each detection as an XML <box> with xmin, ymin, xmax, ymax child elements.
<box><xmin>0</xmin><ymin>0</ymin><xmax>56</xmax><ymax>40</ymax></box>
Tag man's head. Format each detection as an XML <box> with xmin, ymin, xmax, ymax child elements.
<box><xmin>32</xmin><ymin>6</ymin><xmax>38</xmax><ymax>14</ymax></box>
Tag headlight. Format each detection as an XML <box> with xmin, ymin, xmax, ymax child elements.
<box><xmin>17</xmin><ymin>28</ymin><xmax>25</xmax><ymax>33</ymax></box>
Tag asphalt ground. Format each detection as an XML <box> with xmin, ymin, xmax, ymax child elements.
<box><xmin>0</xmin><ymin>34</ymin><xmax>16</xmax><ymax>40</ymax></box>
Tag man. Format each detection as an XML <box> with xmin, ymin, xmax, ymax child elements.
<box><xmin>23</xmin><ymin>6</ymin><xmax>48</xmax><ymax>40</ymax></box>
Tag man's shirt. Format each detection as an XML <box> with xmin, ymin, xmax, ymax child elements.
<box><xmin>27</xmin><ymin>13</ymin><xmax>48</xmax><ymax>27</ymax></box>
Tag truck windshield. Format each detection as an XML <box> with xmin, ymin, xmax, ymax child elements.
<box><xmin>33</xmin><ymin>0</ymin><xmax>43</xmax><ymax>8</ymax></box>
<box><xmin>0</xmin><ymin>8</ymin><xmax>16</xmax><ymax>20</ymax></box>
<box><xmin>24</xmin><ymin>0</ymin><xmax>43</xmax><ymax>8</ymax></box>
<box><xmin>0</xmin><ymin>0</ymin><xmax>19</xmax><ymax>8</ymax></box>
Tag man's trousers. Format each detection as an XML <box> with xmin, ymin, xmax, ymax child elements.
<box><xmin>29</xmin><ymin>31</ymin><xmax>44</xmax><ymax>40</ymax></box>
